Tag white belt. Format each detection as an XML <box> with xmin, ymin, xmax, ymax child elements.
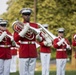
<box><xmin>0</xmin><ymin>45</ymin><xmax>11</xmax><ymax>48</ymax></box>
<box><xmin>57</xmin><ymin>49</ymin><xmax>66</xmax><ymax>51</ymax></box>
<box><xmin>11</xmin><ymin>47</ymin><xmax>17</xmax><ymax>50</ymax></box>
<box><xmin>19</xmin><ymin>41</ymin><xmax>35</xmax><ymax>44</ymax></box>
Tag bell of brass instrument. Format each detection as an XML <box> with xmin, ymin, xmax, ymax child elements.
<box><xmin>12</xmin><ymin>20</ymin><xmax>24</xmax><ymax>33</ymax></box>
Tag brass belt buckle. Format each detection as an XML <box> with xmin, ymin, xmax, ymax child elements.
<box><xmin>28</xmin><ymin>42</ymin><xmax>31</xmax><ymax>44</ymax></box>
<box><xmin>5</xmin><ymin>45</ymin><xmax>8</xmax><ymax>48</ymax></box>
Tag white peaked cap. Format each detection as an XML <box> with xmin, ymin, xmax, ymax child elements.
<box><xmin>0</xmin><ymin>20</ymin><xmax>7</xmax><ymax>25</ymax></box>
<box><xmin>43</xmin><ymin>24</ymin><xmax>48</xmax><ymax>28</ymax></box>
<box><xmin>20</xmin><ymin>8</ymin><xmax>32</xmax><ymax>14</ymax></box>
<box><xmin>58</xmin><ymin>28</ymin><xmax>65</xmax><ymax>32</ymax></box>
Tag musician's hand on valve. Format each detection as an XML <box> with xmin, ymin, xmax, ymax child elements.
<box><xmin>44</xmin><ymin>34</ymin><xmax>48</xmax><ymax>38</ymax></box>
<box><xmin>24</xmin><ymin>23</ymin><xmax>30</xmax><ymax>29</ymax></box>
<box><xmin>19</xmin><ymin>23</ymin><xmax>30</xmax><ymax>37</ymax></box>
<box><xmin>57</xmin><ymin>38</ymin><xmax>65</xmax><ymax>46</ymax></box>
<box><xmin>0</xmin><ymin>31</ymin><xmax>7</xmax><ymax>42</ymax></box>
<box><xmin>43</xmin><ymin>41</ymin><xmax>48</xmax><ymax>46</ymax></box>
<box><xmin>47</xmin><ymin>42</ymin><xmax>52</xmax><ymax>47</ymax></box>
<box><xmin>43</xmin><ymin>41</ymin><xmax>52</xmax><ymax>47</ymax></box>
<box><xmin>66</xmin><ymin>45</ymin><xmax>71</xmax><ymax>50</ymax></box>
<box><xmin>36</xmin><ymin>34</ymin><xmax>42</xmax><ymax>42</ymax></box>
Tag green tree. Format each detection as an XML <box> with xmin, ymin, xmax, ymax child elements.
<box><xmin>1</xmin><ymin>0</ymin><xmax>76</xmax><ymax>37</ymax></box>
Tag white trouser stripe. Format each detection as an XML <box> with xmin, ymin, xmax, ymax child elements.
<box><xmin>40</xmin><ymin>53</ymin><xmax>51</xmax><ymax>75</ymax></box>
<box><xmin>56</xmin><ymin>59</ymin><xmax>67</xmax><ymax>75</ymax></box>
<box><xmin>19</xmin><ymin>58</ymin><xmax>36</xmax><ymax>75</ymax></box>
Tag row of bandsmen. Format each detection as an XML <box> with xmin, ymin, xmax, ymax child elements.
<box><xmin>0</xmin><ymin>8</ymin><xmax>76</xmax><ymax>75</ymax></box>
<box><xmin>0</xmin><ymin>19</ymin><xmax>19</xmax><ymax>74</ymax></box>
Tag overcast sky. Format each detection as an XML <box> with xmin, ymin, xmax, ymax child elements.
<box><xmin>0</xmin><ymin>0</ymin><xmax>8</xmax><ymax>15</ymax></box>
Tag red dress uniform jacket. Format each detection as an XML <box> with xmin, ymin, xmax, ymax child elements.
<box><xmin>39</xmin><ymin>32</ymin><xmax>51</xmax><ymax>53</ymax></box>
<box><xmin>11</xmin><ymin>47</ymin><xmax>17</xmax><ymax>55</ymax></box>
<box><xmin>14</xmin><ymin>22</ymin><xmax>38</xmax><ymax>58</ymax></box>
<box><xmin>39</xmin><ymin>42</ymin><xmax>51</xmax><ymax>53</ymax></box>
<box><xmin>72</xmin><ymin>34</ymin><xmax>76</xmax><ymax>58</ymax></box>
<box><xmin>72</xmin><ymin>40</ymin><xmax>76</xmax><ymax>46</ymax></box>
<box><xmin>53</xmin><ymin>36</ymin><xmax>70</xmax><ymax>59</ymax></box>
<box><xmin>0</xmin><ymin>30</ymin><xmax>12</xmax><ymax>59</ymax></box>
<box><xmin>72</xmin><ymin>34</ymin><xmax>76</xmax><ymax>46</ymax></box>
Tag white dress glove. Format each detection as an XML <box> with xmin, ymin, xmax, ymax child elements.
<box><xmin>0</xmin><ymin>31</ymin><xmax>7</xmax><ymax>42</ymax></box>
<box><xmin>36</xmin><ymin>34</ymin><xmax>42</xmax><ymax>42</ymax></box>
<box><xmin>57</xmin><ymin>38</ymin><xmax>65</xmax><ymax>46</ymax></box>
<box><xmin>43</xmin><ymin>41</ymin><xmax>48</xmax><ymax>46</ymax></box>
<box><xmin>19</xmin><ymin>23</ymin><xmax>30</xmax><ymax>37</ymax></box>
<box><xmin>44</xmin><ymin>34</ymin><xmax>48</xmax><ymax>38</ymax></box>
<box><xmin>66</xmin><ymin>45</ymin><xmax>71</xmax><ymax>50</ymax></box>
<box><xmin>43</xmin><ymin>41</ymin><xmax>52</xmax><ymax>47</ymax></box>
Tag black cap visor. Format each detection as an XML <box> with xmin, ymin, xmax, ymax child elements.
<box><xmin>22</xmin><ymin>12</ymin><xmax>31</xmax><ymax>15</ymax></box>
<box><xmin>58</xmin><ymin>31</ymin><xmax>64</xmax><ymax>33</ymax></box>
<box><xmin>0</xmin><ymin>24</ymin><xmax>7</xmax><ymax>27</ymax></box>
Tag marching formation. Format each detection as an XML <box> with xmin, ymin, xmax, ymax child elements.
<box><xmin>0</xmin><ymin>8</ymin><xmax>75</xmax><ymax>75</ymax></box>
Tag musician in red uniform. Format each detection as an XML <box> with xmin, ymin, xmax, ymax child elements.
<box><xmin>13</xmin><ymin>8</ymin><xmax>38</xmax><ymax>75</ymax></box>
<box><xmin>53</xmin><ymin>28</ymin><xmax>71</xmax><ymax>75</ymax></box>
<box><xmin>10</xmin><ymin>46</ymin><xmax>18</xmax><ymax>73</ymax></box>
<box><xmin>72</xmin><ymin>34</ymin><xmax>76</xmax><ymax>58</ymax></box>
<box><xmin>0</xmin><ymin>20</ymin><xmax>13</xmax><ymax>75</ymax></box>
<box><xmin>36</xmin><ymin>24</ymin><xmax>52</xmax><ymax>75</ymax></box>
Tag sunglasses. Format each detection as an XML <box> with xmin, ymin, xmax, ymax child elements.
<box><xmin>58</xmin><ymin>31</ymin><xmax>64</xmax><ymax>33</ymax></box>
<box><xmin>45</xmin><ymin>27</ymin><xmax>48</xmax><ymax>29</ymax></box>
<box><xmin>22</xmin><ymin>13</ymin><xmax>31</xmax><ymax>16</ymax></box>
<box><xmin>0</xmin><ymin>24</ymin><xmax>7</xmax><ymax>27</ymax></box>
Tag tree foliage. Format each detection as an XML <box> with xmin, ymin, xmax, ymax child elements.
<box><xmin>0</xmin><ymin>0</ymin><xmax>76</xmax><ymax>41</ymax></box>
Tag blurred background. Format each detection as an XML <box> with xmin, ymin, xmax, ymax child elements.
<box><xmin>0</xmin><ymin>0</ymin><xmax>76</xmax><ymax>75</ymax></box>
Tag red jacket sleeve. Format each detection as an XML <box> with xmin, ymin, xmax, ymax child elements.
<box><xmin>14</xmin><ymin>32</ymin><xmax>21</xmax><ymax>42</ymax></box>
<box><xmin>53</xmin><ymin>38</ymin><xmax>59</xmax><ymax>48</ymax></box>
<box><xmin>72</xmin><ymin>39</ymin><xmax>76</xmax><ymax>46</ymax></box>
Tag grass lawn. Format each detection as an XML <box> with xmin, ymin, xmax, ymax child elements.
<box><xmin>11</xmin><ymin>58</ymin><xmax>76</xmax><ymax>75</ymax></box>
<box><xmin>10</xmin><ymin>71</ymin><xmax>76</xmax><ymax>75</ymax></box>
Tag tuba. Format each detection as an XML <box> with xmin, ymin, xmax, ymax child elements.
<box><xmin>12</xmin><ymin>20</ymin><xmax>35</xmax><ymax>40</ymax></box>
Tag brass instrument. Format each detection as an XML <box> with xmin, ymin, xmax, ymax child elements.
<box><xmin>12</xmin><ymin>21</ymin><xmax>35</xmax><ymax>40</ymax></box>
<box><xmin>37</xmin><ymin>23</ymin><xmax>57</xmax><ymax>41</ymax></box>
<box><xmin>12</xmin><ymin>20</ymin><xmax>57</xmax><ymax>41</ymax></box>
<box><xmin>12</xmin><ymin>21</ymin><xmax>24</xmax><ymax>33</ymax></box>
<box><xmin>0</xmin><ymin>29</ymin><xmax>13</xmax><ymax>41</ymax></box>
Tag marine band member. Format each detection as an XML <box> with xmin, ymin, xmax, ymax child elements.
<box><xmin>0</xmin><ymin>19</ymin><xmax>14</xmax><ymax>75</ymax></box>
<box><xmin>53</xmin><ymin>28</ymin><xmax>71</xmax><ymax>75</ymax></box>
<box><xmin>13</xmin><ymin>8</ymin><xmax>38</xmax><ymax>75</ymax></box>
<box><xmin>36</xmin><ymin>24</ymin><xmax>52</xmax><ymax>75</ymax></box>
<box><xmin>72</xmin><ymin>34</ymin><xmax>76</xmax><ymax>58</ymax></box>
